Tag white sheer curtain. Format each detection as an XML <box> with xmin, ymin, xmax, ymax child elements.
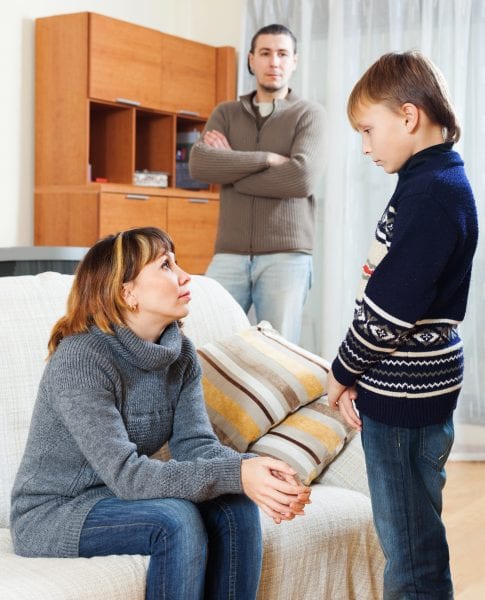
<box><xmin>242</xmin><ymin>0</ymin><xmax>485</xmax><ymax>459</ymax></box>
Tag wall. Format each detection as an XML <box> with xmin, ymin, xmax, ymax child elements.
<box><xmin>0</xmin><ymin>0</ymin><xmax>245</xmax><ymax>246</ymax></box>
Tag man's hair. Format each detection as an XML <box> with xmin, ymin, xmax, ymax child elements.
<box><xmin>47</xmin><ymin>227</ymin><xmax>174</xmax><ymax>356</ymax></box>
<box><xmin>247</xmin><ymin>24</ymin><xmax>297</xmax><ymax>75</ymax></box>
<box><xmin>347</xmin><ymin>51</ymin><xmax>460</xmax><ymax>142</ymax></box>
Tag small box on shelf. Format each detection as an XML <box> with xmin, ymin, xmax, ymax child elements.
<box><xmin>133</xmin><ymin>170</ymin><xmax>169</xmax><ymax>187</ymax></box>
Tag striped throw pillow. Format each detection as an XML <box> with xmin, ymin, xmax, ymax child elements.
<box><xmin>197</xmin><ymin>321</ymin><xmax>330</xmax><ymax>452</ymax></box>
<box><xmin>249</xmin><ymin>397</ymin><xmax>355</xmax><ymax>485</ymax></box>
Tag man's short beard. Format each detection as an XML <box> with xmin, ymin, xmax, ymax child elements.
<box><xmin>259</xmin><ymin>82</ymin><xmax>286</xmax><ymax>93</ymax></box>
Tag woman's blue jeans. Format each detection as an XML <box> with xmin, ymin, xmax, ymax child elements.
<box><xmin>78</xmin><ymin>494</ymin><xmax>262</xmax><ymax>600</ymax></box>
<box><xmin>361</xmin><ymin>413</ymin><xmax>455</xmax><ymax>600</ymax></box>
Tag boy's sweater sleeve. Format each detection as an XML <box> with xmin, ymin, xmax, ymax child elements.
<box><xmin>332</xmin><ymin>194</ymin><xmax>458</xmax><ymax>387</ymax></box>
<box><xmin>233</xmin><ymin>104</ymin><xmax>327</xmax><ymax>199</ymax></box>
<box><xmin>189</xmin><ymin>104</ymin><xmax>270</xmax><ymax>184</ymax></box>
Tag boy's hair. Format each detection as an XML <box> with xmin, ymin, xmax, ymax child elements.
<box><xmin>347</xmin><ymin>51</ymin><xmax>460</xmax><ymax>143</ymax></box>
<box><xmin>248</xmin><ymin>24</ymin><xmax>297</xmax><ymax>75</ymax></box>
<box><xmin>47</xmin><ymin>227</ymin><xmax>174</xmax><ymax>356</ymax></box>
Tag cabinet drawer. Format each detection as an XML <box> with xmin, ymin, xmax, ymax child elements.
<box><xmin>89</xmin><ymin>14</ymin><xmax>163</xmax><ymax>110</ymax></box>
<box><xmin>167</xmin><ymin>197</ymin><xmax>219</xmax><ymax>274</ymax></box>
<box><xmin>99</xmin><ymin>193</ymin><xmax>167</xmax><ymax>238</ymax></box>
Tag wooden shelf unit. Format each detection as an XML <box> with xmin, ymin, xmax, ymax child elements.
<box><xmin>34</xmin><ymin>12</ymin><xmax>235</xmax><ymax>273</ymax></box>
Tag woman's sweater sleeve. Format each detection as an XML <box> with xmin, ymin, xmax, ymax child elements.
<box><xmin>332</xmin><ymin>194</ymin><xmax>458</xmax><ymax>386</ymax></box>
<box><xmin>51</xmin><ymin>346</ymin><xmax>244</xmax><ymax>503</ymax></box>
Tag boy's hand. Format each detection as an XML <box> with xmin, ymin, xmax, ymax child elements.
<box><xmin>336</xmin><ymin>387</ymin><xmax>362</xmax><ymax>431</ymax></box>
<box><xmin>327</xmin><ymin>369</ymin><xmax>347</xmax><ymax>408</ymax></box>
<box><xmin>327</xmin><ymin>370</ymin><xmax>362</xmax><ymax>431</ymax></box>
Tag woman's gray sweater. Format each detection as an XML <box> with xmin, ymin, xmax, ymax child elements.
<box><xmin>10</xmin><ymin>323</ymin><xmax>244</xmax><ymax>558</ymax></box>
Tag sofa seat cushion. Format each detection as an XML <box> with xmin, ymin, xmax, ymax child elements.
<box><xmin>0</xmin><ymin>482</ymin><xmax>383</xmax><ymax>600</ymax></box>
<box><xmin>257</xmin><ymin>483</ymin><xmax>383</xmax><ymax>599</ymax></box>
<box><xmin>0</xmin><ymin>528</ymin><xmax>149</xmax><ymax>600</ymax></box>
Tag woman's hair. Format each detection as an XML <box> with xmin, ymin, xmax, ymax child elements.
<box><xmin>47</xmin><ymin>227</ymin><xmax>174</xmax><ymax>356</ymax></box>
<box><xmin>347</xmin><ymin>51</ymin><xmax>460</xmax><ymax>142</ymax></box>
<box><xmin>247</xmin><ymin>24</ymin><xmax>297</xmax><ymax>75</ymax></box>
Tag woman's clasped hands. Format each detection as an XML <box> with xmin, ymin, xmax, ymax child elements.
<box><xmin>241</xmin><ymin>457</ymin><xmax>311</xmax><ymax>525</ymax></box>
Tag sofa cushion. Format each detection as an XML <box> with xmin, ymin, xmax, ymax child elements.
<box><xmin>197</xmin><ymin>321</ymin><xmax>330</xmax><ymax>452</ymax></box>
<box><xmin>0</xmin><ymin>273</ymin><xmax>75</xmax><ymax>528</ymax></box>
<box><xmin>316</xmin><ymin>433</ymin><xmax>370</xmax><ymax>496</ymax></box>
<box><xmin>182</xmin><ymin>275</ymin><xmax>250</xmax><ymax>346</ymax></box>
<box><xmin>0</xmin><ymin>528</ymin><xmax>148</xmax><ymax>599</ymax></box>
<box><xmin>249</xmin><ymin>397</ymin><xmax>355</xmax><ymax>485</ymax></box>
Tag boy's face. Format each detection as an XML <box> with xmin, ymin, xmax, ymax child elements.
<box><xmin>354</xmin><ymin>102</ymin><xmax>414</xmax><ymax>173</ymax></box>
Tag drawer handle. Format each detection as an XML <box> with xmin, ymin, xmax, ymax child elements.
<box><xmin>116</xmin><ymin>97</ymin><xmax>141</xmax><ymax>106</ymax></box>
<box><xmin>188</xmin><ymin>198</ymin><xmax>209</xmax><ymax>204</ymax></box>
<box><xmin>126</xmin><ymin>194</ymin><xmax>150</xmax><ymax>201</ymax></box>
<box><xmin>178</xmin><ymin>109</ymin><xmax>200</xmax><ymax>116</ymax></box>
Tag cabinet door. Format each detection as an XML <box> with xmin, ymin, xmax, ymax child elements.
<box><xmin>167</xmin><ymin>197</ymin><xmax>219</xmax><ymax>274</ymax></box>
<box><xmin>160</xmin><ymin>34</ymin><xmax>216</xmax><ymax>118</ymax></box>
<box><xmin>35</xmin><ymin>191</ymin><xmax>99</xmax><ymax>246</ymax></box>
<box><xmin>99</xmin><ymin>193</ymin><xmax>167</xmax><ymax>238</ymax></box>
<box><xmin>89</xmin><ymin>14</ymin><xmax>163</xmax><ymax>110</ymax></box>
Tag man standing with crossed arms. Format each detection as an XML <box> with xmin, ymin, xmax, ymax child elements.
<box><xmin>189</xmin><ymin>24</ymin><xmax>326</xmax><ymax>344</ymax></box>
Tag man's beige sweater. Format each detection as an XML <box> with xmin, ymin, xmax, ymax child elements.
<box><xmin>189</xmin><ymin>91</ymin><xmax>326</xmax><ymax>255</ymax></box>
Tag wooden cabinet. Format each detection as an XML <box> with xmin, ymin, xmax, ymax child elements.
<box><xmin>35</xmin><ymin>186</ymin><xmax>219</xmax><ymax>273</ymax></box>
<box><xmin>89</xmin><ymin>13</ymin><xmax>164</xmax><ymax>110</ymax></box>
<box><xmin>160</xmin><ymin>34</ymin><xmax>217</xmax><ymax>117</ymax></box>
<box><xmin>34</xmin><ymin>12</ymin><xmax>235</xmax><ymax>273</ymax></box>
<box><xmin>99</xmin><ymin>193</ymin><xmax>167</xmax><ymax>239</ymax></box>
<box><xmin>167</xmin><ymin>197</ymin><xmax>220</xmax><ymax>274</ymax></box>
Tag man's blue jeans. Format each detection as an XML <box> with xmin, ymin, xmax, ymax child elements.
<box><xmin>361</xmin><ymin>413</ymin><xmax>455</xmax><ymax>600</ymax></box>
<box><xmin>79</xmin><ymin>494</ymin><xmax>262</xmax><ymax>600</ymax></box>
<box><xmin>206</xmin><ymin>252</ymin><xmax>312</xmax><ymax>344</ymax></box>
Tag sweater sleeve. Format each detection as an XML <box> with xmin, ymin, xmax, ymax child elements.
<box><xmin>233</xmin><ymin>103</ymin><xmax>327</xmax><ymax>198</ymax></box>
<box><xmin>189</xmin><ymin>103</ymin><xmax>271</xmax><ymax>184</ymax></box>
<box><xmin>332</xmin><ymin>194</ymin><xmax>459</xmax><ymax>386</ymax></box>
<box><xmin>51</xmin><ymin>345</ymin><xmax>244</xmax><ymax>503</ymax></box>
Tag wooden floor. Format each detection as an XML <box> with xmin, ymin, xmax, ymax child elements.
<box><xmin>442</xmin><ymin>461</ymin><xmax>485</xmax><ymax>599</ymax></box>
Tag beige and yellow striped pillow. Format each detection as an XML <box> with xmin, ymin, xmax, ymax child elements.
<box><xmin>249</xmin><ymin>397</ymin><xmax>355</xmax><ymax>485</ymax></box>
<box><xmin>197</xmin><ymin>321</ymin><xmax>330</xmax><ymax>452</ymax></box>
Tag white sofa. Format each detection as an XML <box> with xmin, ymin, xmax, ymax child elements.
<box><xmin>0</xmin><ymin>272</ymin><xmax>384</xmax><ymax>600</ymax></box>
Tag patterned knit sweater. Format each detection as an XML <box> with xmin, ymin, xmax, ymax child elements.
<box><xmin>189</xmin><ymin>90</ymin><xmax>327</xmax><ymax>255</ymax></box>
<box><xmin>10</xmin><ymin>323</ymin><xmax>244</xmax><ymax>558</ymax></box>
<box><xmin>332</xmin><ymin>144</ymin><xmax>478</xmax><ymax>427</ymax></box>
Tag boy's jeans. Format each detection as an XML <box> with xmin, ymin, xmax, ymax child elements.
<box><xmin>206</xmin><ymin>252</ymin><xmax>312</xmax><ymax>344</ymax></box>
<box><xmin>361</xmin><ymin>413</ymin><xmax>455</xmax><ymax>600</ymax></box>
<box><xmin>79</xmin><ymin>494</ymin><xmax>262</xmax><ymax>600</ymax></box>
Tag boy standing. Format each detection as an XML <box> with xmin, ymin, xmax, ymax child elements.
<box><xmin>327</xmin><ymin>51</ymin><xmax>478</xmax><ymax>598</ymax></box>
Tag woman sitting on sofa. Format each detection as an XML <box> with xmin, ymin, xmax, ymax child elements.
<box><xmin>10</xmin><ymin>226</ymin><xmax>311</xmax><ymax>600</ymax></box>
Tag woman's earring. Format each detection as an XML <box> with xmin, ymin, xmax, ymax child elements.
<box><xmin>129</xmin><ymin>303</ymin><xmax>138</xmax><ymax>312</ymax></box>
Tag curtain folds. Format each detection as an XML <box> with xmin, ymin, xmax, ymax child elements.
<box><xmin>242</xmin><ymin>0</ymin><xmax>485</xmax><ymax>459</ymax></box>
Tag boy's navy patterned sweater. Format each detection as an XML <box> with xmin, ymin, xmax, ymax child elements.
<box><xmin>332</xmin><ymin>143</ymin><xmax>478</xmax><ymax>427</ymax></box>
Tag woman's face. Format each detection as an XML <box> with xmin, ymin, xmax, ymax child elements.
<box><xmin>122</xmin><ymin>251</ymin><xmax>191</xmax><ymax>339</ymax></box>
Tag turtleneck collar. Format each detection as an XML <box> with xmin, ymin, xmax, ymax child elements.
<box><xmin>398</xmin><ymin>142</ymin><xmax>454</xmax><ymax>176</ymax></box>
<box><xmin>92</xmin><ymin>321</ymin><xmax>182</xmax><ymax>371</ymax></box>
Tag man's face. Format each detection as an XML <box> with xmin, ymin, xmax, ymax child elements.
<box><xmin>248</xmin><ymin>33</ymin><xmax>297</xmax><ymax>94</ymax></box>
